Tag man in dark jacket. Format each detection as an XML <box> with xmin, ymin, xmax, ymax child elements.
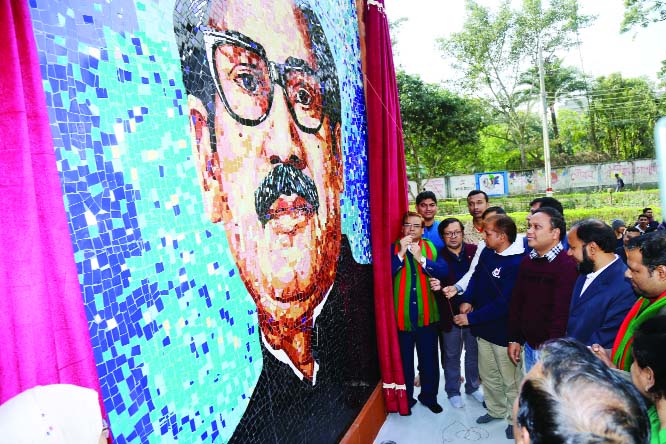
<box><xmin>452</xmin><ymin>214</ymin><xmax>526</xmax><ymax>439</ymax></box>
<box><xmin>429</xmin><ymin>218</ymin><xmax>483</xmax><ymax>409</ymax></box>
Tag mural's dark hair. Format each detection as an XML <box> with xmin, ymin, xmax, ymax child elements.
<box><xmin>172</xmin><ymin>0</ymin><xmax>341</xmax><ymax>156</ymax></box>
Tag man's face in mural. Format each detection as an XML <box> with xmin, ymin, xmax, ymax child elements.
<box><xmin>186</xmin><ymin>0</ymin><xmax>343</xmax><ymax>379</ymax></box>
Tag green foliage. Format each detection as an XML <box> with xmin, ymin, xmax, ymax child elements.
<box><xmin>397</xmin><ymin>71</ymin><xmax>488</xmax><ymax>192</ymax></box>
<box><xmin>621</xmin><ymin>0</ymin><xmax>666</xmax><ymax>32</ymax></box>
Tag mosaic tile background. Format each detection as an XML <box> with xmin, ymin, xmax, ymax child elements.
<box><xmin>27</xmin><ymin>0</ymin><xmax>378</xmax><ymax>443</ymax></box>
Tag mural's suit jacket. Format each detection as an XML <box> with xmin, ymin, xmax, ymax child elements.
<box><xmin>228</xmin><ymin>235</ymin><xmax>378</xmax><ymax>444</ymax></box>
<box><xmin>566</xmin><ymin>258</ymin><xmax>636</xmax><ymax>348</ymax></box>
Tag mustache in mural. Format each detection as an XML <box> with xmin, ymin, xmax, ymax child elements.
<box><xmin>255</xmin><ymin>161</ymin><xmax>319</xmax><ymax>227</ymax></box>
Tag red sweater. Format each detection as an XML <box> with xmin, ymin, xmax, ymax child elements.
<box><xmin>507</xmin><ymin>250</ymin><xmax>579</xmax><ymax>348</ymax></box>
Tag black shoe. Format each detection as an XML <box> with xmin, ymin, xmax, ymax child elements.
<box><xmin>476</xmin><ymin>413</ymin><xmax>501</xmax><ymax>424</ymax></box>
<box><xmin>408</xmin><ymin>398</ymin><xmax>417</xmax><ymax>408</ymax></box>
<box><xmin>505</xmin><ymin>424</ymin><xmax>514</xmax><ymax>439</ymax></box>
<box><xmin>425</xmin><ymin>402</ymin><xmax>443</xmax><ymax>414</ymax></box>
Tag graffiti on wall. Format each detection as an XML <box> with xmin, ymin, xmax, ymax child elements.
<box><xmin>28</xmin><ymin>0</ymin><xmax>377</xmax><ymax>443</ymax></box>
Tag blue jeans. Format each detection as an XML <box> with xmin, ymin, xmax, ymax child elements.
<box><xmin>524</xmin><ymin>343</ymin><xmax>540</xmax><ymax>373</ymax></box>
<box><xmin>442</xmin><ymin>325</ymin><xmax>480</xmax><ymax>397</ymax></box>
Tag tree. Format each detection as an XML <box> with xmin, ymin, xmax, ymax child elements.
<box><xmin>517</xmin><ymin>57</ymin><xmax>587</xmax><ymax>152</ymax></box>
<box><xmin>438</xmin><ymin>0</ymin><xmax>594</xmax><ymax>168</ymax></box>
<box><xmin>588</xmin><ymin>73</ymin><xmax>660</xmax><ymax>159</ymax></box>
<box><xmin>621</xmin><ymin>0</ymin><xmax>666</xmax><ymax>32</ymax></box>
<box><xmin>396</xmin><ymin>71</ymin><xmax>488</xmax><ymax>195</ymax></box>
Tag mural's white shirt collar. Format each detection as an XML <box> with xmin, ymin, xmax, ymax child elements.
<box><xmin>260</xmin><ymin>284</ymin><xmax>333</xmax><ymax>385</ymax></box>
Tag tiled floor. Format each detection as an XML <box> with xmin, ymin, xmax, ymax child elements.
<box><xmin>374</xmin><ymin>354</ymin><xmax>512</xmax><ymax>444</ymax></box>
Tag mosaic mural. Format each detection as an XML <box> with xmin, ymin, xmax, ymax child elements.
<box><xmin>27</xmin><ymin>0</ymin><xmax>378</xmax><ymax>442</ymax></box>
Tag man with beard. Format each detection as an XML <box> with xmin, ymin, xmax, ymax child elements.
<box><xmin>566</xmin><ymin>219</ymin><xmax>636</xmax><ymax>349</ymax></box>
<box><xmin>174</xmin><ymin>1</ymin><xmax>375</xmax><ymax>442</ymax></box>
<box><xmin>463</xmin><ymin>190</ymin><xmax>489</xmax><ymax>245</ymax></box>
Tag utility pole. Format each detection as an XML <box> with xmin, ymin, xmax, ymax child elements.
<box><xmin>537</xmin><ymin>34</ymin><xmax>553</xmax><ymax>196</ymax></box>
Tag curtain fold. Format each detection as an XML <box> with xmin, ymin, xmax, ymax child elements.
<box><xmin>363</xmin><ymin>0</ymin><xmax>410</xmax><ymax>415</ymax></box>
<box><xmin>0</xmin><ymin>0</ymin><xmax>101</xmax><ymax>406</ymax></box>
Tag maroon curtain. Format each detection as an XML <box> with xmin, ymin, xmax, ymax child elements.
<box><xmin>0</xmin><ymin>0</ymin><xmax>102</xmax><ymax>407</ymax></box>
<box><xmin>363</xmin><ymin>0</ymin><xmax>410</xmax><ymax>414</ymax></box>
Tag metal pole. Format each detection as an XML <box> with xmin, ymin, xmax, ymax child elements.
<box><xmin>655</xmin><ymin>117</ymin><xmax>666</xmax><ymax>223</ymax></box>
<box><xmin>537</xmin><ymin>35</ymin><xmax>552</xmax><ymax>196</ymax></box>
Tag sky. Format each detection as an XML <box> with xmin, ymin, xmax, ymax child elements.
<box><xmin>384</xmin><ymin>0</ymin><xmax>666</xmax><ymax>86</ymax></box>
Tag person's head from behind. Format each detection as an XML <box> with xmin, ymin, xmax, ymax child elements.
<box><xmin>481</xmin><ymin>206</ymin><xmax>505</xmax><ymax>221</ymax></box>
<box><xmin>438</xmin><ymin>218</ymin><xmax>464</xmax><ymax>251</ymax></box>
<box><xmin>631</xmin><ymin>315</ymin><xmax>666</xmax><ymax>405</ymax></box>
<box><xmin>567</xmin><ymin>219</ymin><xmax>616</xmax><ymax>274</ymax></box>
<box><xmin>624</xmin><ymin>231</ymin><xmax>666</xmax><ymax>298</ymax></box>
<box><xmin>415</xmin><ymin>191</ymin><xmax>437</xmax><ymax>223</ymax></box>
<box><xmin>174</xmin><ymin>0</ymin><xmax>343</xmax><ymax>376</ymax></box>
<box><xmin>514</xmin><ymin>338</ymin><xmax>649</xmax><ymax>444</ymax></box>
<box><xmin>466</xmin><ymin>190</ymin><xmax>489</xmax><ymax>220</ymax></box>
<box><xmin>483</xmin><ymin>214</ymin><xmax>516</xmax><ymax>252</ymax></box>
<box><xmin>527</xmin><ymin>207</ymin><xmax>565</xmax><ymax>255</ymax></box>
<box><xmin>529</xmin><ymin>197</ymin><xmax>564</xmax><ymax>216</ymax></box>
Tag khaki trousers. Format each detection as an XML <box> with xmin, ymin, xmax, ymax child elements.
<box><xmin>477</xmin><ymin>337</ymin><xmax>523</xmax><ymax>420</ymax></box>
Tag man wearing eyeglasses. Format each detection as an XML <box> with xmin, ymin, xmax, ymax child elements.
<box><xmin>174</xmin><ymin>1</ymin><xmax>374</xmax><ymax>442</ymax></box>
<box><xmin>429</xmin><ymin>218</ymin><xmax>483</xmax><ymax>409</ymax></box>
<box><xmin>392</xmin><ymin>212</ymin><xmax>448</xmax><ymax>415</ymax></box>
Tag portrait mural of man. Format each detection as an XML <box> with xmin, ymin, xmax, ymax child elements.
<box><xmin>27</xmin><ymin>0</ymin><xmax>376</xmax><ymax>443</ymax></box>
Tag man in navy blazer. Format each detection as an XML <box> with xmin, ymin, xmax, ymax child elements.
<box><xmin>566</xmin><ymin>219</ymin><xmax>636</xmax><ymax>348</ymax></box>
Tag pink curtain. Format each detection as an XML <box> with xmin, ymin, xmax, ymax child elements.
<box><xmin>0</xmin><ymin>0</ymin><xmax>101</xmax><ymax>406</ymax></box>
<box><xmin>363</xmin><ymin>0</ymin><xmax>410</xmax><ymax>415</ymax></box>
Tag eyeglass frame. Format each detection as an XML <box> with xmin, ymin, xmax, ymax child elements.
<box><xmin>202</xmin><ymin>27</ymin><xmax>324</xmax><ymax>134</ymax></box>
<box><xmin>442</xmin><ymin>230</ymin><xmax>463</xmax><ymax>238</ymax></box>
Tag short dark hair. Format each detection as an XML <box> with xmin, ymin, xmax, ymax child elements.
<box><xmin>467</xmin><ymin>190</ymin><xmax>488</xmax><ymax>202</ymax></box>
<box><xmin>643</xmin><ymin>207</ymin><xmax>652</xmax><ymax>213</ymax></box>
<box><xmin>626</xmin><ymin>231</ymin><xmax>666</xmax><ymax>271</ymax></box>
<box><xmin>402</xmin><ymin>211</ymin><xmax>424</xmax><ymax>227</ymax></box>
<box><xmin>530</xmin><ymin>197</ymin><xmax>564</xmax><ymax>215</ymax></box>
<box><xmin>485</xmin><ymin>214</ymin><xmax>517</xmax><ymax>243</ymax></box>
<box><xmin>516</xmin><ymin>338</ymin><xmax>649</xmax><ymax>444</ymax></box>
<box><xmin>438</xmin><ymin>218</ymin><xmax>463</xmax><ymax>240</ymax></box>
<box><xmin>571</xmin><ymin>219</ymin><xmax>616</xmax><ymax>253</ymax></box>
<box><xmin>415</xmin><ymin>191</ymin><xmax>437</xmax><ymax>205</ymax></box>
<box><xmin>638</xmin><ymin>214</ymin><xmax>649</xmax><ymax>220</ymax></box>
<box><xmin>625</xmin><ymin>226</ymin><xmax>641</xmax><ymax>234</ymax></box>
<box><xmin>533</xmin><ymin>207</ymin><xmax>566</xmax><ymax>241</ymax></box>
<box><xmin>481</xmin><ymin>206</ymin><xmax>505</xmax><ymax>219</ymax></box>
<box><xmin>633</xmin><ymin>315</ymin><xmax>666</xmax><ymax>400</ymax></box>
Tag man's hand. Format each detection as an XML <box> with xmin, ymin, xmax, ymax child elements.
<box><xmin>429</xmin><ymin>278</ymin><xmax>442</xmax><ymax>292</ymax></box>
<box><xmin>453</xmin><ymin>313</ymin><xmax>469</xmax><ymax>326</ymax></box>
<box><xmin>409</xmin><ymin>243</ymin><xmax>423</xmax><ymax>262</ymax></box>
<box><xmin>398</xmin><ymin>235</ymin><xmax>412</xmax><ymax>256</ymax></box>
<box><xmin>459</xmin><ymin>302</ymin><xmax>472</xmax><ymax>314</ymax></box>
<box><xmin>508</xmin><ymin>343</ymin><xmax>522</xmax><ymax>366</ymax></box>
<box><xmin>443</xmin><ymin>286</ymin><xmax>458</xmax><ymax>299</ymax></box>
<box><xmin>590</xmin><ymin>344</ymin><xmax>616</xmax><ymax>369</ymax></box>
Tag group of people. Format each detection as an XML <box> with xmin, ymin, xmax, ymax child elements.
<box><xmin>392</xmin><ymin>189</ymin><xmax>666</xmax><ymax>443</ymax></box>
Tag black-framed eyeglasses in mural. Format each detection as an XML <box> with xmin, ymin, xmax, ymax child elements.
<box><xmin>202</xmin><ymin>28</ymin><xmax>324</xmax><ymax>134</ymax></box>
